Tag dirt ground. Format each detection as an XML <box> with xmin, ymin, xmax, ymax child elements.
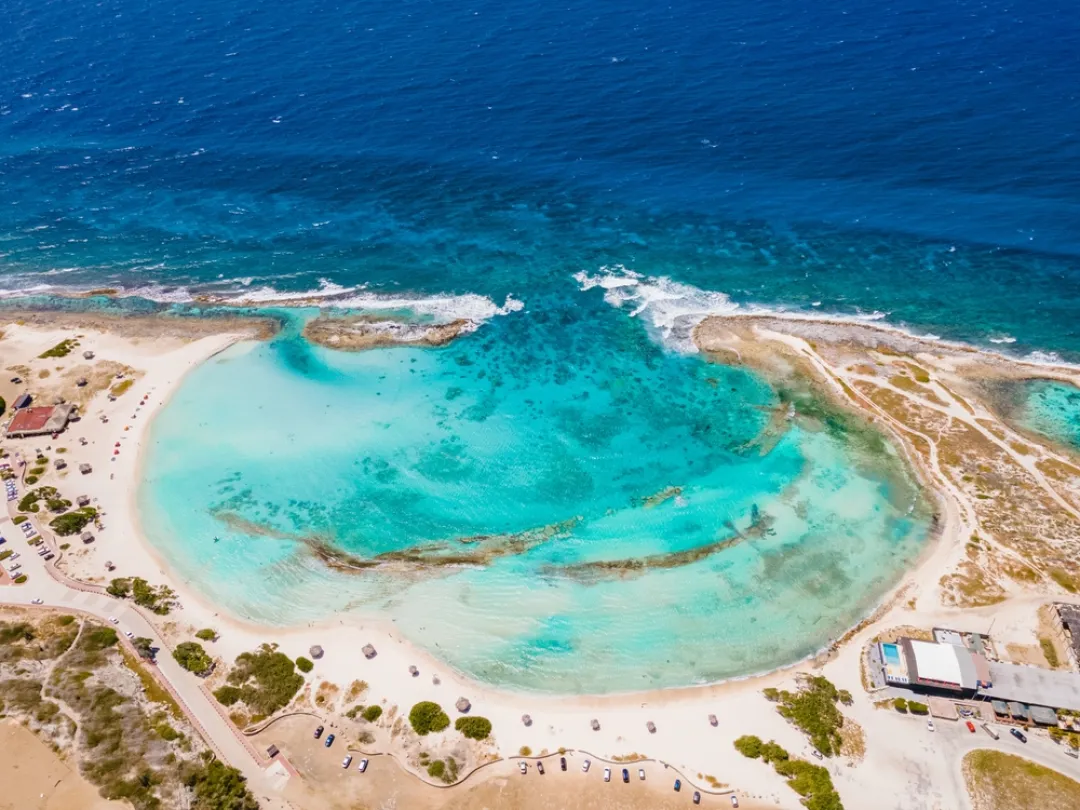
<box><xmin>262</xmin><ymin>715</ymin><xmax>775</xmax><ymax>810</ymax></box>
<box><xmin>0</xmin><ymin>721</ymin><xmax>125</xmax><ymax>810</ymax></box>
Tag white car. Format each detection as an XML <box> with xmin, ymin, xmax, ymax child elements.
<box><xmin>810</xmin><ymin>748</ymin><xmax>823</xmax><ymax>759</ymax></box>
<box><xmin>927</xmin><ymin>719</ymin><xmax>935</xmax><ymax>732</ymax></box>
<box><xmin>581</xmin><ymin>759</ymin><xmax>591</xmax><ymax>773</ymax></box>
<box><xmin>518</xmin><ymin>761</ymin><xmax>527</xmax><ymax>774</ymax></box>
<box><xmin>358</xmin><ymin>758</ymin><xmax>368</xmax><ymax>773</ymax></box>
<box><xmin>603</xmin><ymin>767</ymin><xmax>611</xmax><ymax>783</ymax></box>
<box><xmin>9</xmin><ymin>553</ymin><xmax>19</xmax><ymax>560</ymax></box>
<box><xmin>638</xmin><ymin>768</ymin><xmax>645</xmax><ymax>780</ymax></box>
<box><xmin>124</xmin><ymin>630</ymin><xmax>134</xmax><ymax>638</ymax></box>
<box><xmin>730</xmin><ymin>796</ymin><xmax>740</xmax><ymax>807</ymax></box>
<box><xmin>108</xmin><ymin>616</ymin><xmax>119</xmax><ymax>624</ymax></box>
<box><xmin>342</xmin><ymin>755</ymin><xmax>353</xmax><ymax>769</ymax></box>
<box><xmin>31</xmin><ymin>598</ymin><xmax>43</xmax><ymax>605</ymax></box>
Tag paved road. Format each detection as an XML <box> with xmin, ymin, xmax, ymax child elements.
<box><xmin>0</xmin><ymin>510</ymin><xmax>292</xmax><ymax>810</ymax></box>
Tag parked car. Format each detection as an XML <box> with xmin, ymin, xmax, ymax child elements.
<box><xmin>730</xmin><ymin>795</ymin><xmax>740</xmax><ymax>808</ymax></box>
<box><xmin>982</xmin><ymin>723</ymin><xmax>999</xmax><ymax>740</ymax></box>
<box><xmin>1010</xmin><ymin>728</ymin><xmax>1027</xmax><ymax>743</ymax></box>
<box><xmin>581</xmin><ymin>759</ymin><xmax>591</xmax><ymax>773</ymax></box>
<box><xmin>560</xmin><ymin>756</ymin><xmax>567</xmax><ymax>771</ymax></box>
<box><xmin>108</xmin><ymin>616</ymin><xmax>118</xmax><ymax>624</ymax></box>
<box><xmin>621</xmin><ymin>768</ymin><xmax>629</xmax><ymax>783</ymax></box>
<box><xmin>358</xmin><ymin>759</ymin><xmax>369</xmax><ymax>772</ymax></box>
<box><xmin>324</xmin><ymin>734</ymin><xmax>335</xmax><ymax>748</ymax></box>
<box><xmin>674</xmin><ymin>779</ymin><xmax>681</xmax><ymax>792</ymax></box>
<box><xmin>638</xmin><ymin>768</ymin><xmax>645</xmax><ymax>780</ymax></box>
<box><xmin>693</xmin><ymin>791</ymin><xmax>701</xmax><ymax>805</ymax></box>
<box><xmin>810</xmin><ymin>747</ymin><xmax>823</xmax><ymax>759</ymax></box>
<box><xmin>603</xmin><ymin>767</ymin><xmax>611</xmax><ymax>783</ymax></box>
<box><xmin>342</xmin><ymin>755</ymin><xmax>353</xmax><ymax>769</ymax></box>
<box><xmin>966</xmin><ymin>721</ymin><xmax>976</xmax><ymax>733</ymax></box>
<box><xmin>927</xmin><ymin>719</ymin><xmax>935</xmax><ymax>732</ymax></box>
<box><xmin>536</xmin><ymin>760</ymin><xmax>544</xmax><ymax>775</ymax></box>
<box><xmin>314</xmin><ymin>725</ymin><xmax>324</xmax><ymax>739</ymax></box>
<box><xmin>124</xmin><ymin>630</ymin><xmax>134</xmax><ymax>638</ymax></box>
<box><xmin>31</xmin><ymin>598</ymin><xmax>43</xmax><ymax>605</ymax></box>
<box><xmin>519</xmin><ymin>761</ymin><xmax>527</xmax><ymax>775</ymax></box>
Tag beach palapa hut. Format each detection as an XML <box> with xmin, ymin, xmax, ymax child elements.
<box><xmin>362</xmin><ymin>644</ymin><xmax>377</xmax><ymax>659</ymax></box>
<box><xmin>455</xmin><ymin>697</ymin><xmax>471</xmax><ymax>714</ymax></box>
<box><xmin>309</xmin><ymin>645</ymin><xmax>324</xmax><ymax>659</ymax></box>
<box><xmin>81</xmin><ymin>531</ymin><xmax>95</xmax><ymax>544</ymax></box>
<box><xmin>521</xmin><ymin>714</ymin><xmax>532</xmax><ymax>727</ymax></box>
<box><xmin>590</xmin><ymin>719</ymin><xmax>600</xmax><ymax>731</ymax></box>
<box><xmin>77</xmin><ymin>495</ymin><xmax>91</xmax><ymax>507</ymax></box>
<box><xmin>708</xmin><ymin>714</ymin><xmax>718</xmax><ymax>727</ymax></box>
<box><xmin>79</xmin><ymin>463</ymin><xmax>92</xmax><ymax>475</ymax></box>
<box><xmin>646</xmin><ymin>721</ymin><xmax>656</xmax><ymax>734</ymax></box>
<box><xmin>408</xmin><ymin>665</ymin><xmax>419</xmax><ymax>677</ymax></box>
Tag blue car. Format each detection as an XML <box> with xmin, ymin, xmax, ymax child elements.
<box><xmin>674</xmin><ymin>779</ymin><xmax>681</xmax><ymax>792</ymax></box>
<box><xmin>1010</xmin><ymin>728</ymin><xmax>1027</xmax><ymax>743</ymax></box>
<box><xmin>324</xmin><ymin>733</ymin><xmax>335</xmax><ymax>748</ymax></box>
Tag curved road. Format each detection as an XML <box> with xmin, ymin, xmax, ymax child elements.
<box><xmin>0</xmin><ymin>510</ymin><xmax>293</xmax><ymax>810</ymax></box>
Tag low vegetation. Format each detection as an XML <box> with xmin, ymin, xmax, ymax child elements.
<box><xmin>455</xmin><ymin>715</ymin><xmax>492</xmax><ymax>740</ymax></box>
<box><xmin>764</xmin><ymin>676</ymin><xmax>848</xmax><ymax>757</ymax></box>
<box><xmin>195</xmin><ymin>628</ymin><xmax>218</xmax><ymax>642</ymax></box>
<box><xmin>105</xmin><ymin>577</ymin><xmax>177</xmax><ymax>615</ymax></box>
<box><xmin>734</xmin><ymin>735</ymin><xmax>844</xmax><ymax>810</ymax></box>
<box><xmin>1040</xmin><ymin>637</ymin><xmax>1061</xmax><ymax>668</ymax></box>
<box><xmin>295</xmin><ymin>655</ymin><xmax>313</xmax><ymax>673</ymax></box>
<box><xmin>964</xmin><ymin>749</ymin><xmax>1080</xmax><ymax>810</ymax></box>
<box><xmin>39</xmin><ymin>338</ymin><xmax>78</xmax><ymax>358</ymax></box>
<box><xmin>362</xmin><ymin>704</ymin><xmax>383</xmax><ymax>722</ymax></box>
<box><xmin>0</xmin><ymin>612</ymin><xmax>257</xmax><ymax>809</ymax></box>
<box><xmin>409</xmin><ymin>701</ymin><xmax>450</xmax><ymax>735</ymax></box>
<box><xmin>111</xmin><ymin>379</ymin><xmax>135</xmax><ymax>397</ymax></box>
<box><xmin>49</xmin><ymin>507</ymin><xmax>99</xmax><ymax>537</ymax></box>
<box><xmin>173</xmin><ymin>642</ymin><xmax>214</xmax><ymax>675</ymax></box>
<box><xmin>216</xmin><ymin>643</ymin><xmax>303</xmax><ymax>717</ymax></box>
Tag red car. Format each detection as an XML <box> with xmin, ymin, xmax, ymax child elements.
<box><xmin>966</xmin><ymin>721</ymin><xmax>976</xmax><ymax>733</ymax></box>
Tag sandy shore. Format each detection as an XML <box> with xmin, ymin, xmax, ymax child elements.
<box><xmin>4</xmin><ymin>310</ymin><xmax>1080</xmax><ymax>810</ymax></box>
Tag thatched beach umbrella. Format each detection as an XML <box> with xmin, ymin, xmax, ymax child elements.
<box><xmin>362</xmin><ymin>644</ymin><xmax>377</xmax><ymax>659</ymax></box>
<box><xmin>455</xmin><ymin>697</ymin><xmax>471</xmax><ymax>714</ymax></box>
<box><xmin>309</xmin><ymin>645</ymin><xmax>324</xmax><ymax>659</ymax></box>
<box><xmin>646</xmin><ymin>721</ymin><xmax>656</xmax><ymax>734</ymax></box>
<box><xmin>590</xmin><ymin>719</ymin><xmax>600</xmax><ymax>731</ymax></box>
<box><xmin>409</xmin><ymin>665</ymin><xmax>419</xmax><ymax>677</ymax></box>
<box><xmin>708</xmin><ymin>714</ymin><xmax>718</xmax><ymax>727</ymax></box>
<box><xmin>432</xmin><ymin>675</ymin><xmax>441</xmax><ymax>685</ymax></box>
<box><xmin>521</xmin><ymin>714</ymin><xmax>532</xmax><ymax>727</ymax></box>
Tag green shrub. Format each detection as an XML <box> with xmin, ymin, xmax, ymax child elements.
<box><xmin>893</xmin><ymin>697</ymin><xmax>908</xmax><ymax>713</ymax></box>
<box><xmin>225</xmin><ymin>644</ymin><xmax>303</xmax><ymax>716</ymax></box>
<box><xmin>760</xmin><ymin>741</ymin><xmax>791</xmax><ymax>764</ymax></box>
<box><xmin>49</xmin><ymin>507</ymin><xmax>98</xmax><ymax>537</ymax></box>
<box><xmin>29</xmin><ymin>466</ymin><xmax>46</xmax><ymax>476</ymax></box>
<box><xmin>409</xmin><ymin>701</ymin><xmax>450</xmax><ymax>735</ymax></box>
<box><xmin>763</xmin><ymin>687</ymin><xmax>781</xmax><ymax>702</ymax></box>
<box><xmin>14</xmin><ymin>574</ymin><xmax>27</xmax><ymax>584</ymax></box>
<box><xmin>362</xmin><ymin>704</ymin><xmax>383</xmax><ymax>723</ymax></box>
<box><xmin>0</xmin><ymin>396</ymin><xmax>5</xmax><ymax>417</ymax></box>
<box><xmin>0</xmin><ymin>550</ymin><xmax>11</xmax><ymax>562</ymax></box>
<box><xmin>185</xmin><ymin>759</ymin><xmax>258</xmax><ymax>810</ymax></box>
<box><xmin>84</xmin><ymin>627</ymin><xmax>118</xmax><ymax>651</ymax></box>
<box><xmin>25</xmin><ymin>475</ymin><xmax>38</xmax><ymax>485</ymax></box>
<box><xmin>172</xmin><ymin>642</ymin><xmax>213</xmax><ymax>675</ymax></box>
<box><xmin>295</xmin><ymin>656</ymin><xmax>313</xmax><ymax>673</ymax></box>
<box><xmin>12</xmin><ymin>515</ymin><xmax>27</xmax><ymax>525</ymax></box>
<box><xmin>454</xmin><ymin>715</ymin><xmax>491</xmax><ymax>740</ymax></box>
<box><xmin>426</xmin><ymin>760</ymin><xmax>445</xmax><ymax>778</ymax></box>
<box><xmin>132</xmin><ymin>637</ymin><xmax>156</xmax><ymax>661</ymax></box>
<box><xmin>59</xmin><ymin>543</ymin><xmax>70</xmax><ymax>550</ymax></box>
<box><xmin>39</xmin><ymin>339</ymin><xmax>77</xmax><ymax>359</ymax></box>
<box><xmin>907</xmin><ymin>701</ymin><xmax>929</xmax><ymax>716</ymax></box>
<box><xmin>734</xmin><ymin>735</ymin><xmax>763</xmax><ymax>758</ymax></box>
<box><xmin>518</xmin><ymin>746</ymin><xmax>532</xmax><ymax>756</ymax></box>
<box><xmin>195</xmin><ymin>628</ymin><xmax>218</xmax><ymax>642</ymax></box>
<box><xmin>213</xmin><ymin>686</ymin><xmax>242</xmax><ymax>706</ymax></box>
<box><xmin>1041</xmin><ymin>637</ymin><xmax>1060</xmax><ymax>668</ymax></box>
<box><xmin>771</xmin><ymin>676</ymin><xmax>846</xmax><ymax>757</ymax></box>
<box><xmin>107</xmin><ymin>578</ymin><xmax>132</xmax><ymax>598</ymax></box>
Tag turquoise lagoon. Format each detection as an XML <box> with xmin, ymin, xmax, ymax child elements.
<box><xmin>1009</xmin><ymin>379</ymin><xmax>1080</xmax><ymax>453</ymax></box>
<box><xmin>138</xmin><ymin>293</ymin><xmax>930</xmax><ymax>694</ymax></box>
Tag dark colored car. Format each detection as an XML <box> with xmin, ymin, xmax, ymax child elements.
<box><xmin>536</xmin><ymin>761</ymin><xmax>544</xmax><ymax>775</ymax></box>
<box><xmin>313</xmin><ymin>725</ymin><xmax>324</xmax><ymax>739</ymax></box>
<box><xmin>674</xmin><ymin>779</ymin><xmax>681</xmax><ymax>792</ymax></box>
<box><xmin>693</xmin><ymin>792</ymin><xmax>701</xmax><ymax>805</ymax></box>
<box><xmin>622</xmin><ymin>768</ymin><xmax>629</xmax><ymax>783</ymax></box>
<box><xmin>560</xmin><ymin>757</ymin><xmax>567</xmax><ymax>771</ymax></box>
<box><xmin>1010</xmin><ymin>728</ymin><xmax>1027</xmax><ymax>743</ymax></box>
<box><xmin>324</xmin><ymin>733</ymin><xmax>335</xmax><ymax>747</ymax></box>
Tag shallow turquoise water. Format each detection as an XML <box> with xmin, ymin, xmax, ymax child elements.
<box><xmin>1012</xmin><ymin>380</ymin><xmax>1080</xmax><ymax>453</ymax></box>
<box><xmin>139</xmin><ymin>300</ymin><xmax>929</xmax><ymax>693</ymax></box>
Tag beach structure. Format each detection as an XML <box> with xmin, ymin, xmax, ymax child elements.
<box><xmin>13</xmin><ymin>393</ymin><xmax>31</xmax><ymax>410</ymax></box>
<box><xmin>54</xmin><ymin>458</ymin><xmax>67</xmax><ymax>470</ymax></box>
<box><xmin>362</xmin><ymin>644</ymin><xmax>377</xmax><ymax>659</ymax></box>
<box><xmin>876</xmin><ymin>635</ymin><xmax>1080</xmax><ymax>713</ymax></box>
<box><xmin>590</xmin><ymin>719</ymin><xmax>600</xmax><ymax>731</ymax></box>
<box><xmin>266</xmin><ymin>744</ymin><xmax>279</xmax><ymax>759</ymax></box>
<box><xmin>309</xmin><ymin>645</ymin><xmax>323</xmax><ymax>659</ymax></box>
<box><xmin>76</xmin><ymin>377</ymin><xmax>88</xmax><ymax>388</ymax></box>
<box><xmin>432</xmin><ymin>675</ymin><xmax>440</xmax><ymax>685</ymax></box>
<box><xmin>708</xmin><ymin>714</ymin><xmax>718</xmax><ymax>727</ymax></box>
<box><xmin>79</xmin><ymin>463</ymin><xmax>92</xmax><ymax>475</ymax></box>
<box><xmin>646</xmin><ymin>721</ymin><xmax>656</xmax><ymax>733</ymax></box>
<box><xmin>408</xmin><ymin>665</ymin><xmax>419</xmax><ymax>677</ymax></box>
<box><xmin>1054</xmin><ymin>603</ymin><xmax>1080</xmax><ymax>669</ymax></box>
<box><xmin>83</xmin><ymin>350</ymin><xmax>95</xmax><ymax>360</ymax></box>
<box><xmin>455</xmin><ymin>697</ymin><xmax>471</xmax><ymax>714</ymax></box>
<box><xmin>81</xmin><ymin>532</ymin><xmax>94</xmax><ymax>544</ymax></box>
<box><xmin>5</xmin><ymin>404</ymin><xmax>76</xmax><ymax>438</ymax></box>
<box><xmin>521</xmin><ymin>714</ymin><xmax>532</xmax><ymax>727</ymax></box>
<box><xmin>77</xmin><ymin>495</ymin><xmax>91</xmax><ymax>507</ymax></box>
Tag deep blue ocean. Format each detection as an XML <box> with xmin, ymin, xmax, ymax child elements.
<box><xmin>4</xmin><ymin>0</ymin><xmax>1080</xmax><ymax>691</ymax></box>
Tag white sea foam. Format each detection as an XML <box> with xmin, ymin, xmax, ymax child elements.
<box><xmin>989</xmin><ymin>335</ymin><xmax>1017</xmax><ymax>344</ymax></box>
<box><xmin>574</xmin><ymin>265</ymin><xmax>746</xmax><ymax>352</ymax></box>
